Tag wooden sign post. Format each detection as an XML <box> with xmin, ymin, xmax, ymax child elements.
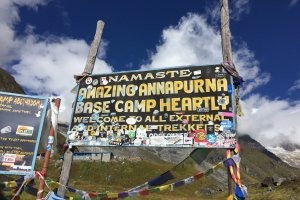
<box><xmin>37</xmin><ymin>98</ymin><xmax>61</xmax><ymax>200</ymax></box>
<box><xmin>57</xmin><ymin>20</ymin><xmax>105</xmax><ymax>197</ymax></box>
<box><xmin>220</xmin><ymin>0</ymin><xmax>235</xmax><ymax>196</ymax></box>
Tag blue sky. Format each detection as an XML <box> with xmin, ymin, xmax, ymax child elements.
<box><xmin>0</xmin><ymin>0</ymin><xmax>299</xmax><ymax>146</ymax></box>
<box><xmin>14</xmin><ymin>0</ymin><xmax>300</xmax><ymax>100</ymax></box>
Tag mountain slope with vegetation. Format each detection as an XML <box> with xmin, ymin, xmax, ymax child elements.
<box><xmin>0</xmin><ymin>67</ymin><xmax>24</xmax><ymax>94</ymax></box>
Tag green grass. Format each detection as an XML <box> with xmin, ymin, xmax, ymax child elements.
<box><xmin>1</xmin><ymin>143</ymin><xmax>300</xmax><ymax>200</ymax></box>
<box><xmin>2</xmin><ymin>159</ymin><xmax>299</xmax><ymax>200</ymax></box>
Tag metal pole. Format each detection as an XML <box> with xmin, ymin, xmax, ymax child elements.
<box><xmin>57</xmin><ymin>20</ymin><xmax>105</xmax><ymax>197</ymax></box>
<box><xmin>220</xmin><ymin>0</ymin><xmax>235</xmax><ymax>196</ymax></box>
<box><xmin>36</xmin><ymin>98</ymin><xmax>61</xmax><ymax>200</ymax></box>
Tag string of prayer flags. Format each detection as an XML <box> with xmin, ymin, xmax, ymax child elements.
<box><xmin>0</xmin><ymin>177</ymin><xmax>23</xmax><ymax>189</ymax></box>
<box><xmin>148</xmin><ymin>170</ymin><xmax>175</xmax><ymax>186</ymax></box>
<box><xmin>128</xmin><ymin>148</ymin><xmax>212</xmax><ymax>193</ymax></box>
<box><xmin>24</xmin><ymin>184</ymin><xmax>38</xmax><ymax>196</ymax></box>
<box><xmin>0</xmin><ymin>158</ymin><xmax>233</xmax><ymax>200</ymax></box>
<box><xmin>45</xmin><ymin>191</ymin><xmax>65</xmax><ymax>200</ymax></box>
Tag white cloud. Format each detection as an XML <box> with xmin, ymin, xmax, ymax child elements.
<box><xmin>231</xmin><ymin>0</ymin><xmax>250</xmax><ymax>20</ymax></box>
<box><xmin>11</xmin><ymin>35</ymin><xmax>112</xmax><ymax>122</ymax></box>
<box><xmin>233</xmin><ymin>42</ymin><xmax>271</xmax><ymax>95</ymax></box>
<box><xmin>289</xmin><ymin>0</ymin><xmax>298</xmax><ymax>7</ymax></box>
<box><xmin>142</xmin><ymin>13</ymin><xmax>269</xmax><ymax>96</ymax></box>
<box><xmin>205</xmin><ymin>0</ymin><xmax>251</xmax><ymax>26</ymax></box>
<box><xmin>142</xmin><ymin>14</ymin><xmax>221</xmax><ymax>69</ymax></box>
<box><xmin>0</xmin><ymin>0</ymin><xmax>48</xmax><ymax>64</ymax></box>
<box><xmin>0</xmin><ymin>1</ymin><xmax>113</xmax><ymax>123</ymax></box>
<box><xmin>239</xmin><ymin>95</ymin><xmax>300</xmax><ymax>146</ymax></box>
<box><xmin>288</xmin><ymin>78</ymin><xmax>300</xmax><ymax>93</ymax></box>
<box><xmin>0</xmin><ymin>22</ymin><xmax>20</xmax><ymax>64</ymax></box>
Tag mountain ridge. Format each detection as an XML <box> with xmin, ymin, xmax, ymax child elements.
<box><xmin>0</xmin><ymin>67</ymin><xmax>24</xmax><ymax>94</ymax></box>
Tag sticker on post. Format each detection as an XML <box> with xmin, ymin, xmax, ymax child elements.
<box><xmin>48</xmin><ymin>136</ymin><xmax>54</xmax><ymax>144</ymax></box>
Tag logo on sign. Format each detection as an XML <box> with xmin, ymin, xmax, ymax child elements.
<box><xmin>220</xmin><ymin>121</ymin><xmax>233</xmax><ymax>130</ymax></box>
<box><xmin>184</xmin><ymin>137</ymin><xmax>194</xmax><ymax>145</ymax></box>
<box><xmin>16</xmin><ymin>125</ymin><xmax>34</xmax><ymax>136</ymax></box>
<box><xmin>85</xmin><ymin>77</ymin><xmax>93</xmax><ymax>85</ymax></box>
<box><xmin>3</xmin><ymin>154</ymin><xmax>16</xmax><ymax>163</ymax></box>
<box><xmin>206</xmin><ymin>134</ymin><xmax>217</xmax><ymax>144</ymax></box>
<box><xmin>194</xmin><ymin>130</ymin><xmax>206</xmax><ymax>143</ymax></box>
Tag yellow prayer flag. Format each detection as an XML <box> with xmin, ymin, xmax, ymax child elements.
<box><xmin>107</xmin><ymin>192</ymin><xmax>118</xmax><ymax>198</ymax></box>
<box><xmin>159</xmin><ymin>185</ymin><xmax>170</xmax><ymax>191</ymax></box>
<box><xmin>7</xmin><ymin>181</ymin><xmax>17</xmax><ymax>188</ymax></box>
<box><xmin>227</xmin><ymin>194</ymin><xmax>234</xmax><ymax>200</ymax></box>
<box><xmin>49</xmin><ymin>181</ymin><xmax>60</xmax><ymax>189</ymax></box>
<box><xmin>213</xmin><ymin>162</ymin><xmax>224</xmax><ymax>171</ymax></box>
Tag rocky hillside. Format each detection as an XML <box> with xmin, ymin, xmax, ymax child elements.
<box><xmin>267</xmin><ymin>146</ymin><xmax>300</xmax><ymax>169</ymax></box>
<box><xmin>76</xmin><ymin>134</ymin><xmax>299</xmax><ymax>182</ymax></box>
<box><xmin>55</xmin><ymin>128</ymin><xmax>300</xmax><ymax>199</ymax></box>
<box><xmin>0</xmin><ymin>67</ymin><xmax>24</xmax><ymax>94</ymax></box>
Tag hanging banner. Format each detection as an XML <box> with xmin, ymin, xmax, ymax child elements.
<box><xmin>68</xmin><ymin>65</ymin><xmax>237</xmax><ymax>148</ymax></box>
<box><xmin>0</xmin><ymin>92</ymin><xmax>48</xmax><ymax>175</ymax></box>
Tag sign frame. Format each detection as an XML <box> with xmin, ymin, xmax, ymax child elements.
<box><xmin>68</xmin><ymin>64</ymin><xmax>237</xmax><ymax>148</ymax></box>
<box><xmin>0</xmin><ymin>92</ymin><xmax>48</xmax><ymax>175</ymax></box>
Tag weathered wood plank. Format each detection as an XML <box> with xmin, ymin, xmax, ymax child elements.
<box><xmin>83</xmin><ymin>20</ymin><xmax>105</xmax><ymax>75</ymax></box>
<box><xmin>57</xmin><ymin>20</ymin><xmax>105</xmax><ymax>197</ymax></box>
<box><xmin>57</xmin><ymin>148</ymin><xmax>73</xmax><ymax>196</ymax></box>
<box><xmin>220</xmin><ymin>0</ymin><xmax>235</xmax><ymax>196</ymax></box>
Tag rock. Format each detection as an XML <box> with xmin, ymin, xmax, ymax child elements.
<box><xmin>272</xmin><ymin>175</ymin><xmax>286</xmax><ymax>186</ymax></box>
<box><xmin>106</xmin><ymin>175</ymin><xmax>112</xmax><ymax>183</ymax></box>
<box><xmin>244</xmin><ymin>165</ymin><xmax>250</xmax><ymax>173</ymax></box>
<box><xmin>261</xmin><ymin>177</ymin><xmax>273</xmax><ymax>187</ymax></box>
<box><xmin>54</xmin><ymin>160</ymin><xmax>62</xmax><ymax>168</ymax></box>
<box><xmin>198</xmin><ymin>187</ymin><xmax>216</xmax><ymax>195</ymax></box>
<box><xmin>287</xmin><ymin>174</ymin><xmax>297</xmax><ymax>181</ymax></box>
<box><xmin>102</xmin><ymin>153</ymin><xmax>112</xmax><ymax>162</ymax></box>
<box><xmin>128</xmin><ymin>157</ymin><xmax>142</xmax><ymax>162</ymax></box>
<box><xmin>280</xmin><ymin>142</ymin><xmax>300</xmax><ymax>151</ymax></box>
<box><xmin>214</xmin><ymin>185</ymin><xmax>225</xmax><ymax>192</ymax></box>
<box><xmin>268</xmin><ymin>186</ymin><xmax>273</xmax><ymax>192</ymax></box>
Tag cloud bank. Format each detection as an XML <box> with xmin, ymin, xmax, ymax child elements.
<box><xmin>289</xmin><ymin>78</ymin><xmax>300</xmax><ymax>93</ymax></box>
<box><xmin>289</xmin><ymin>0</ymin><xmax>299</xmax><ymax>7</ymax></box>
<box><xmin>142</xmin><ymin>13</ymin><xmax>269</xmax><ymax>96</ymax></box>
<box><xmin>0</xmin><ymin>0</ymin><xmax>112</xmax><ymax>123</ymax></box>
<box><xmin>11</xmin><ymin>35</ymin><xmax>112</xmax><ymax>122</ymax></box>
<box><xmin>240</xmin><ymin>95</ymin><xmax>300</xmax><ymax>146</ymax></box>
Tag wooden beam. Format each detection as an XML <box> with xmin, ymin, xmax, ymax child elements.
<box><xmin>57</xmin><ymin>148</ymin><xmax>73</xmax><ymax>196</ymax></box>
<box><xmin>220</xmin><ymin>0</ymin><xmax>233</xmax><ymax>63</ymax></box>
<box><xmin>220</xmin><ymin>0</ymin><xmax>235</xmax><ymax>196</ymax></box>
<box><xmin>57</xmin><ymin>20</ymin><xmax>105</xmax><ymax>197</ymax></box>
<box><xmin>83</xmin><ymin>20</ymin><xmax>105</xmax><ymax>75</ymax></box>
